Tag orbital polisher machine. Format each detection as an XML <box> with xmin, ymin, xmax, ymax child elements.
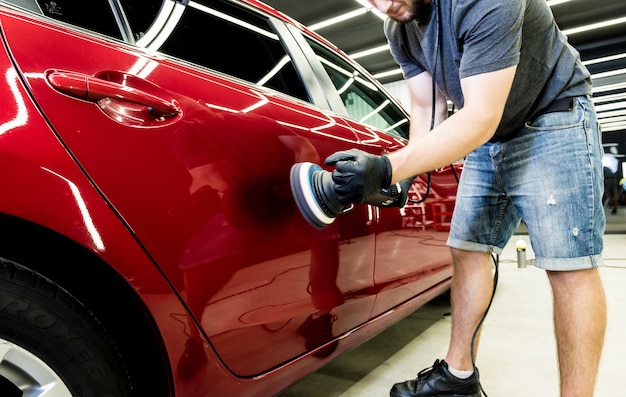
<box><xmin>289</xmin><ymin>161</ymin><xmax>408</xmax><ymax>229</ymax></box>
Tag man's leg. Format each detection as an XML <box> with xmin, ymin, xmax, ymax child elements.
<box><xmin>388</xmin><ymin>248</ymin><xmax>491</xmax><ymax>397</ymax></box>
<box><xmin>444</xmin><ymin>248</ymin><xmax>495</xmax><ymax>371</ymax></box>
<box><xmin>547</xmin><ymin>268</ymin><xmax>606</xmax><ymax>397</ymax></box>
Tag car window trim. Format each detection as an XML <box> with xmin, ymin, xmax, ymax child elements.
<box><xmin>108</xmin><ymin>0</ymin><xmax>134</xmax><ymax>44</ymax></box>
<box><xmin>268</xmin><ymin>17</ymin><xmax>331</xmax><ymax>111</ymax></box>
<box><xmin>282</xmin><ymin>23</ymin><xmax>349</xmax><ymax>117</ymax></box>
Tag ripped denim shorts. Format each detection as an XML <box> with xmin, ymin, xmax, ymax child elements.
<box><xmin>447</xmin><ymin>95</ymin><xmax>605</xmax><ymax>270</ymax></box>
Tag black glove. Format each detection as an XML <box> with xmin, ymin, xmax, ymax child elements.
<box><xmin>365</xmin><ymin>176</ymin><xmax>415</xmax><ymax>208</ymax></box>
<box><xmin>324</xmin><ymin>149</ymin><xmax>392</xmax><ymax>205</ymax></box>
<box><xmin>396</xmin><ymin>176</ymin><xmax>416</xmax><ymax>207</ymax></box>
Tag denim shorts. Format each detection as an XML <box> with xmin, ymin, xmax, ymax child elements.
<box><xmin>447</xmin><ymin>95</ymin><xmax>605</xmax><ymax>271</ymax></box>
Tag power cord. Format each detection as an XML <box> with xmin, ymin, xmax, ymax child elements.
<box><xmin>471</xmin><ymin>253</ymin><xmax>499</xmax><ymax>397</ymax></box>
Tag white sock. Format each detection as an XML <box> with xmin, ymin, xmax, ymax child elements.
<box><xmin>447</xmin><ymin>364</ymin><xmax>474</xmax><ymax>379</ymax></box>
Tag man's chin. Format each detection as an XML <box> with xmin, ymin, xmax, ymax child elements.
<box><xmin>389</xmin><ymin>10</ymin><xmax>419</xmax><ymax>24</ymax></box>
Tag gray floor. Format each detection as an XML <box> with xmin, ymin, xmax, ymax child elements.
<box><xmin>280</xmin><ymin>208</ymin><xmax>626</xmax><ymax>397</ymax></box>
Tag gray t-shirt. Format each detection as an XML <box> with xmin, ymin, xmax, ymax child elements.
<box><xmin>385</xmin><ymin>0</ymin><xmax>592</xmax><ymax>138</ymax></box>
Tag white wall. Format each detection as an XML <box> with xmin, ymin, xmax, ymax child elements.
<box><xmin>383</xmin><ymin>80</ymin><xmax>411</xmax><ymax>112</ymax></box>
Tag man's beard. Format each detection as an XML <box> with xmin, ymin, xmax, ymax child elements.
<box><xmin>390</xmin><ymin>0</ymin><xmax>429</xmax><ymax>24</ymax></box>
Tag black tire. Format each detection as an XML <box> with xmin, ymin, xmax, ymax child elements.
<box><xmin>0</xmin><ymin>257</ymin><xmax>132</xmax><ymax>397</ymax></box>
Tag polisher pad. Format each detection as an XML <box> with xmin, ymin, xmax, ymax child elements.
<box><xmin>289</xmin><ymin>162</ymin><xmax>345</xmax><ymax>229</ymax></box>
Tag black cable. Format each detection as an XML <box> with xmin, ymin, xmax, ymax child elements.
<box><xmin>402</xmin><ymin>4</ymin><xmax>497</xmax><ymax>394</ymax></box>
<box><xmin>407</xmin><ymin>0</ymin><xmax>439</xmax><ymax>205</ymax></box>
<box><xmin>471</xmin><ymin>253</ymin><xmax>499</xmax><ymax>397</ymax></box>
<box><xmin>424</xmin><ymin>4</ymin><xmax>494</xmax><ymax>394</ymax></box>
<box><xmin>405</xmin><ymin>0</ymin><xmax>461</xmax><ymax>204</ymax></box>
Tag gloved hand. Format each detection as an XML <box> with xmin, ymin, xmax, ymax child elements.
<box><xmin>324</xmin><ymin>149</ymin><xmax>392</xmax><ymax>205</ymax></box>
<box><xmin>396</xmin><ymin>176</ymin><xmax>416</xmax><ymax>207</ymax></box>
<box><xmin>364</xmin><ymin>176</ymin><xmax>415</xmax><ymax>208</ymax></box>
<box><xmin>384</xmin><ymin>176</ymin><xmax>415</xmax><ymax>208</ymax></box>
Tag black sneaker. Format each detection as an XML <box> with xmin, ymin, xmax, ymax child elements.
<box><xmin>390</xmin><ymin>359</ymin><xmax>481</xmax><ymax>397</ymax></box>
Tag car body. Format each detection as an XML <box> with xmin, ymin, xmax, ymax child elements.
<box><xmin>0</xmin><ymin>0</ymin><xmax>459</xmax><ymax>395</ymax></box>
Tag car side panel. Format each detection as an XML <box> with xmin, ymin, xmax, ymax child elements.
<box><xmin>338</xmin><ymin>117</ymin><xmax>455</xmax><ymax>318</ymax></box>
<box><xmin>0</xmin><ymin>10</ymin><xmax>378</xmax><ymax>377</ymax></box>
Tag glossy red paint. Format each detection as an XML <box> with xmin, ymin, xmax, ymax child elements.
<box><xmin>0</xmin><ymin>2</ymin><xmax>458</xmax><ymax>396</ymax></box>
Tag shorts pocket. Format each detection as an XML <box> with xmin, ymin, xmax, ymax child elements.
<box><xmin>524</xmin><ymin>97</ymin><xmax>588</xmax><ymax>131</ymax></box>
<box><xmin>524</xmin><ymin>108</ymin><xmax>584</xmax><ymax>131</ymax></box>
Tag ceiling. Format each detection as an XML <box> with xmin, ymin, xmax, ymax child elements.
<box><xmin>262</xmin><ymin>0</ymin><xmax>626</xmax><ymax>154</ymax></box>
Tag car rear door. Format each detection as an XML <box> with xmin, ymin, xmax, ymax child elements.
<box><xmin>294</xmin><ymin>31</ymin><xmax>456</xmax><ymax>316</ymax></box>
<box><xmin>0</xmin><ymin>0</ymin><xmax>377</xmax><ymax>376</ymax></box>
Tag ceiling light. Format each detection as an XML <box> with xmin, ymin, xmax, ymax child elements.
<box><xmin>309</xmin><ymin>8</ymin><xmax>369</xmax><ymax>31</ymax></box>
<box><xmin>593</xmin><ymin>68</ymin><xmax>626</xmax><ymax>79</ymax></box>
<box><xmin>374</xmin><ymin>69</ymin><xmax>403</xmax><ymax>80</ymax></box>
<box><xmin>562</xmin><ymin>17</ymin><xmax>626</xmax><ymax>36</ymax></box>
<box><xmin>547</xmin><ymin>0</ymin><xmax>574</xmax><ymax>5</ymax></box>
<box><xmin>593</xmin><ymin>93</ymin><xmax>626</xmax><ymax>103</ymax></box>
<box><xmin>596</xmin><ymin>102</ymin><xmax>626</xmax><ymax>112</ymax></box>
<box><xmin>593</xmin><ymin>82</ymin><xmax>626</xmax><ymax>93</ymax></box>
<box><xmin>583</xmin><ymin>53</ymin><xmax>626</xmax><ymax>66</ymax></box>
<box><xmin>601</xmin><ymin>122</ymin><xmax>626</xmax><ymax>133</ymax></box>
<box><xmin>351</xmin><ymin>44</ymin><xmax>391</xmax><ymax>59</ymax></box>
<box><xmin>597</xmin><ymin>110</ymin><xmax>626</xmax><ymax>119</ymax></box>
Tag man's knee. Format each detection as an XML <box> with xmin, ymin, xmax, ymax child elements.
<box><xmin>450</xmin><ymin>248</ymin><xmax>492</xmax><ymax>265</ymax></box>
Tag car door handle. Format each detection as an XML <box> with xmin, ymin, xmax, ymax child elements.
<box><xmin>46</xmin><ymin>70</ymin><xmax>180</xmax><ymax>117</ymax></box>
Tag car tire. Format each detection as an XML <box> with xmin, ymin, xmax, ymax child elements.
<box><xmin>0</xmin><ymin>257</ymin><xmax>132</xmax><ymax>397</ymax></box>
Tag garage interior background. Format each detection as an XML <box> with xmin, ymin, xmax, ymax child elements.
<box><xmin>263</xmin><ymin>0</ymin><xmax>626</xmax><ymax>178</ymax></box>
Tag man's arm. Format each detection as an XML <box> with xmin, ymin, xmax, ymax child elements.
<box><xmin>387</xmin><ymin>65</ymin><xmax>517</xmax><ymax>183</ymax></box>
<box><xmin>406</xmin><ymin>71</ymin><xmax>449</xmax><ymax>140</ymax></box>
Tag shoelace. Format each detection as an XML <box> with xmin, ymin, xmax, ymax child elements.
<box><xmin>415</xmin><ymin>359</ymin><xmax>445</xmax><ymax>385</ymax></box>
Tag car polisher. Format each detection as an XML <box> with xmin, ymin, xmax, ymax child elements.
<box><xmin>289</xmin><ymin>161</ymin><xmax>406</xmax><ymax>229</ymax></box>
<box><xmin>289</xmin><ymin>162</ymin><xmax>347</xmax><ymax>229</ymax></box>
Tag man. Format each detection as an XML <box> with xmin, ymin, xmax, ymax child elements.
<box><xmin>323</xmin><ymin>0</ymin><xmax>607</xmax><ymax>396</ymax></box>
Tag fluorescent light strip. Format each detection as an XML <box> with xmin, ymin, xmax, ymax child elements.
<box><xmin>351</xmin><ymin>44</ymin><xmax>391</xmax><ymax>59</ymax></box>
<box><xmin>593</xmin><ymin>93</ymin><xmax>626</xmax><ymax>103</ymax></box>
<box><xmin>593</xmin><ymin>82</ymin><xmax>626</xmax><ymax>93</ymax></box>
<box><xmin>597</xmin><ymin>110</ymin><xmax>626</xmax><ymax>119</ymax></box>
<box><xmin>601</xmin><ymin>116</ymin><xmax>626</xmax><ymax>123</ymax></box>
<box><xmin>601</xmin><ymin>122</ymin><xmax>626</xmax><ymax>132</ymax></box>
<box><xmin>373</xmin><ymin>68</ymin><xmax>403</xmax><ymax>79</ymax></box>
<box><xmin>309</xmin><ymin>8</ymin><xmax>368</xmax><ymax>31</ymax></box>
<box><xmin>599</xmin><ymin>109</ymin><xmax>626</xmax><ymax>116</ymax></box>
<box><xmin>373</xmin><ymin>67</ymin><xmax>626</xmax><ymax>85</ymax></box>
<box><xmin>562</xmin><ymin>17</ymin><xmax>626</xmax><ymax>36</ymax></box>
<box><xmin>583</xmin><ymin>53</ymin><xmax>626</xmax><ymax>66</ymax></box>
<box><xmin>593</xmin><ymin>68</ymin><xmax>626</xmax><ymax>79</ymax></box>
<box><xmin>596</xmin><ymin>102</ymin><xmax>626</xmax><ymax>112</ymax></box>
<box><xmin>546</xmin><ymin>0</ymin><xmax>574</xmax><ymax>6</ymax></box>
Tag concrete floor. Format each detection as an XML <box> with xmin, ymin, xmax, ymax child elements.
<box><xmin>280</xmin><ymin>208</ymin><xmax>626</xmax><ymax>397</ymax></box>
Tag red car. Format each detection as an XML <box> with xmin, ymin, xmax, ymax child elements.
<box><xmin>0</xmin><ymin>0</ymin><xmax>459</xmax><ymax>395</ymax></box>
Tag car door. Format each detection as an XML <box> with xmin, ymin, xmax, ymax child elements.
<box><xmin>299</xmin><ymin>34</ymin><xmax>456</xmax><ymax>317</ymax></box>
<box><xmin>0</xmin><ymin>0</ymin><xmax>377</xmax><ymax>376</ymax></box>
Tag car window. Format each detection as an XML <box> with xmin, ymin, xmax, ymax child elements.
<box><xmin>4</xmin><ymin>0</ymin><xmax>310</xmax><ymax>102</ymax></box>
<box><xmin>35</xmin><ymin>0</ymin><xmax>123</xmax><ymax>39</ymax></box>
<box><xmin>121</xmin><ymin>0</ymin><xmax>310</xmax><ymax>102</ymax></box>
<box><xmin>306</xmin><ymin>38</ymin><xmax>410</xmax><ymax>140</ymax></box>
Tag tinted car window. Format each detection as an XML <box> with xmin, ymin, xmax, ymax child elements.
<box><xmin>10</xmin><ymin>0</ymin><xmax>310</xmax><ymax>102</ymax></box>
<box><xmin>122</xmin><ymin>0</ymin><xmax>309</xmax><ymax>102</ymax></box>
<box><xmin>307</xmin><ymin>38</ymin><xmax>410</xmax><ymax>140</ymax></box>
<box><xmin>117</xmin><ymin>0</ymin><xmax>162</xmax><ymax>40</ymax></box>
<box><xmin>36</xmin><ymin>0</ymin><xmax>122</xmax><ymax>39</ymax></box>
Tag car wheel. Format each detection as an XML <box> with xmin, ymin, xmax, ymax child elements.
<box><xmin>0</xmin><ymin>258</ymin><xmax>132</xmax><ymax>396</ymax></box>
